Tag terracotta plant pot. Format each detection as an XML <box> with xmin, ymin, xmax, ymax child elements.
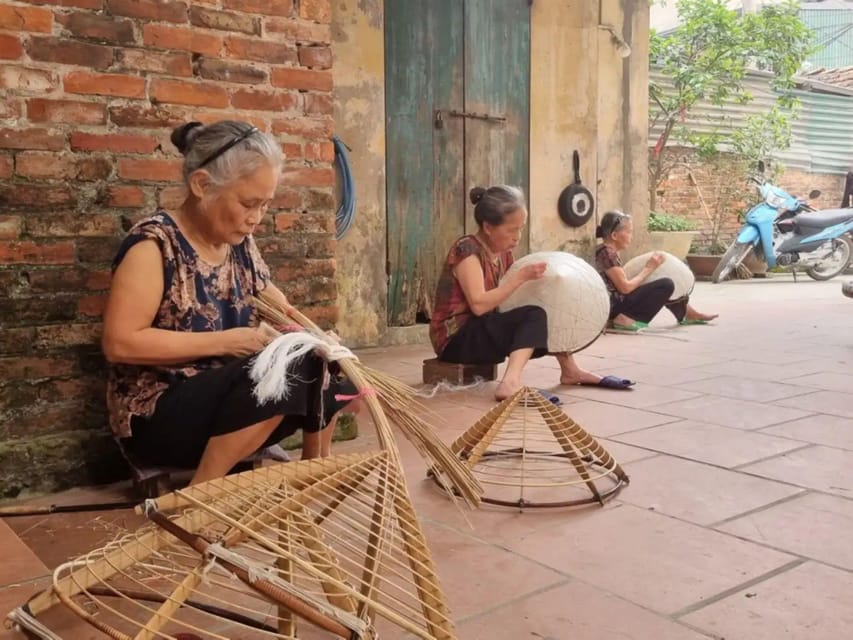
<box><xmin>685</xmin><ymin>254</ymin><xmax>722</xmax><ymax>280</ymax></box>
<box><xmin>647</xmin><ymin>231</ymin><xmax>699</xmax><ymax>261</ymax></box>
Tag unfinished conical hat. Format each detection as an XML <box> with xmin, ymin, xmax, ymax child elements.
<box><xmin>7</xmin><ymin>452</ymin><xmax>459</xmax><ymax>640</ymax></box>
<box><xmin>499</xmin><ymin>252</ymin><xmax>609</xmax><ymax>353</ymax></box>
<box><xmin>623</xmin><ymin>251</ymin><xmax>695</xmax><ymax>300</ymax></box>
<box><xmin>432</xmin><ymin>387</ymin><xmax>629</xmax><ymax>508</ymax></box>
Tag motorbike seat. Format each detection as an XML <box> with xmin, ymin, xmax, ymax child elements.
<box><xmin>795</xmin><ymin>208</ymin><xmax>853</xmax><ymax>230</ymax></box>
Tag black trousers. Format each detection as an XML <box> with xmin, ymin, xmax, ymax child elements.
<box><xmin>439</xmin><ymin>305</ymin><xmax>549</xmax><ymax>365</ymax></box>
<box><xmin>126</xmin><ymin>354</ymin><xmax>356</xmax><ymax>469</ymax></box>
<box><xmin>610</xmin><ymin>278</ymin><xmax>688</xmax><ymax>324</ymax></box>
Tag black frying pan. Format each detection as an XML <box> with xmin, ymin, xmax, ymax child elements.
<box><xmin>557</xmin><ymin>150</ymin><xmax>594</xmax><ymax>227</ymax></box>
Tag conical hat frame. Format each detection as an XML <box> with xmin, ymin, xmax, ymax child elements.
<box><xmin>6</xmin><ymin>296</ymin><xmax>481</xmax><ymax>640</ymax></box>
<box><xmin>432</xmin><ymin>387</ymin><xmax>630</xmax><ymax>509</ymax></box>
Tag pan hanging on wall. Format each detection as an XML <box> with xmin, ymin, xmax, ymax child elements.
<box><xmin>557</xmin><ymin>150</ymin><xmax>595</xmax><ymax>228</ymax></box>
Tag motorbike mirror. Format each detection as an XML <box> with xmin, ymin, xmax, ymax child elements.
<box><xmin>757</xmin><ymin>160</ymin><xmax>766</xmax><ymax>174</ymax></box>
<box><xmin>809</xmin><ymin>189</ymin><xmax>821</xmax><ymax>200</ymax></box>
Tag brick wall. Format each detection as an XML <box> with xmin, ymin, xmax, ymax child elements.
<box><xmin>0</xmin><ymin>0</ymin><xmax>335</xmax><ymax>497</ymax></box>
<box><xmin>654</xmin><ymin>148</ymin><xmax>847</xmax><ymax>250</ymax></box>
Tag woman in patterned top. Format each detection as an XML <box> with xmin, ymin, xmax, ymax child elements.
<box><xmin>102</xmin><ymin>120</ymin><xmax>357</xmax><ymax>484</ymax></box>
<box><xmin>430</xmin><ymin>185</ymin><xmax>632</xmax><ymax>402</ymax></box>
<box><xmin>594</xmin><ymin>210</ymin><xmax>717</xmax><ymax>330</ymax></box>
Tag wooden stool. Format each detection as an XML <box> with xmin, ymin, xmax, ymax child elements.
<box><xmin>115</xmin><ymin>439</ymin><xmax>290</xmax><ymax>499</ymax></box>
<box><xmin>422</xmin><ymin>358</ymin><xmax>498</xmax><ymax>385</ymax></box>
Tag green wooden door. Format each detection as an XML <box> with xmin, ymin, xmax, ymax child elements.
<box><xmin>385</xmin><ymin>0</ymin><xmax>530</xmax><ymax>327</ymax></box>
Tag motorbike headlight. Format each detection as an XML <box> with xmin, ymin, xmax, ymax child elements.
<box><xmin>765</xmin><ymin>191</ymin><xmax>788</xmax><ymax>209</ymax></box>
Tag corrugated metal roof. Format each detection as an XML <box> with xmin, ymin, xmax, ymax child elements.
<box><xmin>650</xmin><ymin>69</ymin><xmax>853</xmax><ymax>174</ymax></box>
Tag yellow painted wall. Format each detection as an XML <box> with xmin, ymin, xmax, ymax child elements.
<box><xmin>333</xmin><ymin>0</ymin><xmax>650</xmax><ymax>345</ymax></box>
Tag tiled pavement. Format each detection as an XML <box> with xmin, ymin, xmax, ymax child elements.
<box><xmin>2</xmin><ymin>275</ymin><xmax>852</xmax><ymax>639</ymax></box>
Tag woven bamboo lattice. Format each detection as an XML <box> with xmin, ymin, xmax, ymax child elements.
<box><xmin>6</xmin><ymin>295</ymin><xmax>481</xmax><ymax>639</ymax></box>
<box><xmin>7</xmin><ymin>452</ymin><xmax>460</xmax><ymax>639</ymax></box>
<box><xmin>432</xmin><ymin>387</ymin><xmax>629</xmax><ymax>509</ymax></box>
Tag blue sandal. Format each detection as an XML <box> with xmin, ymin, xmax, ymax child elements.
<box><xmin>582</xmin><ymin>375</ymin><xmax>635</xmax><ymax>390</ymax></box>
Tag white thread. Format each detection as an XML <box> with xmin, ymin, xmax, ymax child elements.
<box><xmin>414</xmin><ymin>378</ymin><xmax>487</xmax><ymax>399</ymax></box>
<box><xmin>142</xmin><ymin>499</ymin><xmax>157</xmax><ymax>516</ymax></box>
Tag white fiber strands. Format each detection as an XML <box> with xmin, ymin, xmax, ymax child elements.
<box><xmin>500</xmin><ymin>251</ymin><xmax>609</xmax><ymax>353</ymax></box>
<box><xmin>249</xmin><ymin>332</ymin><xmax>357</xmax><ymax>405</ymax></box>
<box><xmin>623</xmin><ymin>251</ymin><xmax>695</xmax><ymax>300</ymax></box>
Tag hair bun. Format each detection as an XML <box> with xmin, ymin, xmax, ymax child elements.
<box><xmin>469</xmin><ymin>186</ymin><xmax>486</xmax><ymax>205</ymax></box>
<box><xmin>170</xmin><ymin>121</ymin><xmax>204</xmax><ymax>155</ymax></box>
<box><xmin>595</xmin><ymin>225</ymin><xmax>604</xmax><ymax>239</ymax></box>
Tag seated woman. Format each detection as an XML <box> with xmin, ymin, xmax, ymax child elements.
<box><xmin>594</xmin><ymin>210</ymin><xmax>718</xmax><ymax>330</ymax></box>
<box><xmin>102</xmin><ymin>120</ymin><xmax>357</xmax><ymax>485</ymax></box>
<box><xmin>430</xmin><ymin>185</ymin><xmax>633</xmax><ymax>402</ymax></box>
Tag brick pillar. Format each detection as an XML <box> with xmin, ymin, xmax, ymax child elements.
<box><xmin>0</xmin><ymin>0</ymin><xmax>335</xmax><ymax>496</ymax></box>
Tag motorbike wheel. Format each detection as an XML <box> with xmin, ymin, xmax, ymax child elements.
<box><xmin>806</xmin><ymin>235</ymin><xmax>853</xmax><ymax>281</ymax></box>
<box><xmin>711</xmin><ymin>242</ymin><xmax>753</xmax><ymax>283</ymax></box>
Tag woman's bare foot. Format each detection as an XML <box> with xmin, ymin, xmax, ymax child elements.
<box><xmin>611</xmin><ymin>313</ymin><xmax>637</xmax><ymax>327</ymax></box>
<box><xmin>685</xmin><ymin>307</ymin><xmax>718</xmax><ymax>322</ymax></box>
<box><xmin>495</xmin><ymin>379</ymin><xmax>523</xmax><ymax>401</ymax></box>
<box><xmin>559</xmin><ymin>370</ymin><xmax>601</xmax><ymax>386</ymax></box>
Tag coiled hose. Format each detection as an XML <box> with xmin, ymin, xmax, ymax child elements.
<box><xmin>333</xmin><ymin>135</ymin><xmax>355</xmax><ymax>240</ymax></box>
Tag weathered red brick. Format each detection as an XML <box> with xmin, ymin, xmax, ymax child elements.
<box><xmin>272</xmin><ymin>258</ymin><xmax>335</xmax><ymax>281</ymax></box>
<box><xmin>272</xmin><ymin>116</ymin><xmax>333</xmax><ymax>138</ymax></box>
<box><xmin>271</xmin><ymin>188</ymin><xmax>302</xmax><ymax>210</ymax></box>
<box><xmin>34</xmin><ymin>323</ymin><xmax>101</xmax><ymax>349</ymax></box>
<box><xmin>77</xmin><ymin>294</ymin><xmax>108</xmax><ymax>317</ymax></box>
<box><xmin>0</xmin><ymin>356</ymin><xmax>79</xmax><ymax>381</ymax></box>
<box><xmin>224</xmin><ymin>35</ymin><xmax>296</xmax><ymax>64</ymax></box>
<box><xmin>64</xmin><ymin>71</ymin><xmax>146</xmax><ymax>98</ymax></box>
<box><xmin>109</xmin><ymin>103</ymin><xmax>187</xmax><ymax>127</ymax></box>
<box><xmin>221</xmin><ymin>0</ymin><xmax>292</xmax><ymax>16</ymax></box>
<box><xmin>0</xmin><ymin>33</ymin><xmax>22</xmax><ymax>59</ymax></box>
<box><xmin>305</xmin><ymin>141</ymin><xmax>334</xmax><ymax>162</ymax></box>
<box><xmin>15</xmin><ymin>152</ymin><xmax>76</xmax><ymax>179</ymax></box>
<box><xmin>302</xmin><ymin>303</ymin><xmax>338</xmax><ymax>327</ymax></box>
<box><xmin>27</xmin><ymin>98</ymin><xmax>106</xmax><ymax>125</ymax></box>
<box><xmin>86</xmin><ymin>269</ymin><xmax>112</xmax><ymax>289</ymax></box>
<box><xmin>158</xmin><ymin>185</ymin><xmax>187</xmax><ymax>208</ymax></box>
<box><xmin>0</xmin><ymin>4</ymin><xmax>53</xmax><ymax>32</ymax></box>
<box><xmin>151</xmin><ymin>79</ymin><xmax>229</xmax><ymax>108</ymax></box>
<box><xmin>265</xmin><ymin>18</ymin><xmax>330</xmax><ymax>44</ymax></box>
<box><xmin>0</xmin><ymin>128</ymin><xmax>65</xmax><ymax>151</ymax></box>
<box><xmin>102</xmin><ymin>185</ymin><xmax>146</xmax><ymax>207</ymax></box>
<box><xmin>26</xmin><ymin>37</ymin><xmax>114</xmax><ymax>69</ymax></box>
<box><xmin>25</xmin><ymin>0</ymin><xmax>103</xmax><ymax>8</ymax></box>
<box><xmin>299</xmin><ymin>0</ymin><xmax>331</xmax><ymax>23</ymax></box>
<box><xmin>306</xmin><ymin>234</ymin><xmax>335</xmax><ymax>258</ymax></box>
<box><xmin>193</xmin><ymin>110</ymin><xmax>268</xmax><ymax>130</ymax></box>
<box><xmin>303</xmin><ymin>188</ymin><xmax>334</xmax><ymax>210</ymax></box>
<box><xmin>195</xmin><ymin>58</ymin><xmax>267</xmax><ymax>84</ymax></box>
<box><xmin>57</xmin><ymin>12</ymin><xmax>135</xmax><ymax>44</ymax></box>
<box><xmin>0</xmin><ymin>184</ymin><xmax>76</xmax><ymax>208</ymax></box>
<box><xmin>107</xmin><ymin>0</ymin><xmax>188</xmax><ymax>23</ymax></box>
<box><xmin>281</xmin><ymin>142</ymin><xmax>302</xmax><ymax>159</ymax></box>
<box><xmin>189</xmin><ymin>6</ymin><xmax>257</xmax><ymax>34</ymax></box>
<box><xmin>270</xmin><ymin>67</ymin><xmax>332</xmax><ymax>91</ymax></box>
<box><xmin>117</xmin><ymin>48</ymin><xmax>192</xmax><ymax>76</ymax></box>
<box><xmin>304</xmin><ymin>92</ymin><xmax>333</xmax><ymax>115</ymax></box>
<box><xmin>71</xmin><ymin>132</ymin><xmax>158</xmax><ymax>153</ymax></box>
<box><xmin>297</xmin><ymin>44</ymin><xmax>331</xmax><ymax>69</ymax></box>
<box><xmin>0</xmin><ymin>155</ymin><xmax>12</xmax><ymax>178</ymax></box>
<box><xmin>274</xmin><ymin>212</ymin><xmax>334</xmax><ymax>233</ymax></box>
<box><xmin>0</xmin><ymin>98</ymin><xmax>20</xmax><ymax>122</ymax></box>
<box><xmin>231</xmin><ymin>88</ymin><xmax>299</xmax><ymax>112</ymax></box>
<box><xmin>0</xmin><ymin>215</ymin><xmax>22</xmax><ymax>239</ymax></box>
<box><xmin>0</xmin><ymin>241</ymin><xmax>75</xmax><ymax>264</ymax></box>
<box><xmin>77</xmin><ymin>236</ymin><xmax>121</xmax><ymax>263</ymax></box>
<box><xmin>283</xmin><ymin>166</ymin><xmax>335</xmax><ymax>187</ymax></box>
<box><xmin>27</xmin><ymin>213</ymin><xmax>119</xmax><ymax>237</ymax></box>
<box><xmin>0</xmin><ymin>66</ymin><xmax>55</xmax><ymax>92</ymax></box>
<box><xmin>143</xmin><ymin>24</ymin><xmax>222</xmax><ymax>56</ymax></box>
<box><xmin>76</xmin><ymin>157</ymin><xmax>113</xmax><ymax>181</ymax></box>
<box><xmin>118</xmin><ymin>157</ymin><xmax>183</xmax><ymax>182</ymax></box>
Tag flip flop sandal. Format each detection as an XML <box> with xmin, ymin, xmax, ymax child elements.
<box><xmin>581</xmin><ymin>375</ymin><xmax>635</xmax><ymax>390</ymax></box>
<box><xmin>679</xmin><ymin>318</ymin><xmax>711</xmax><ymax>325</ymax></box>
<box><xmin>535</xmin><ymin>389</ymin><xmax>563</xmax><ymax>406</ymax></box>
<box><xmin>609</xmin><ymin>321</ymin><xmax>646</xmax><ymax>332</ymax></box>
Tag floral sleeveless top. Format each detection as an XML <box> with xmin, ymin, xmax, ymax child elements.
<box><xmin>107</xmin><ymin>212</ymin><xmax>271</xmax><ymax>438</ymax></box>
<box><xmin>429</xmin><ymin>235</ymin><xmax>514</xmax><ymax>355</ymax></box>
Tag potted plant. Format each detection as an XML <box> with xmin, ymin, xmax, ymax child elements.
<box><xmin>647</xmin><ymin>211</ymin><xmax>698</xmax><ymax>260</ymax></box>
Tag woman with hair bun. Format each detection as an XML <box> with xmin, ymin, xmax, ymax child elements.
<box><xmin>430</xmin><ymin>185</ymin><xmax>633</xmax><ymax>402</ymax></box>
<box><xmin>102</xmin><ymin>120</ymin><xmax>358</xmax><ymax>484</ymax></box>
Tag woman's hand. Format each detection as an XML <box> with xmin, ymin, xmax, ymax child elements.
<box><xmin>222</xmin><ymin>327</ymin><xmax>273</xmax><ymax>357</ymax></box>
<box><xmin>517</xmin><ymin>261</ymin><xmax>547</xmax><ymax>282</ymax></box>
<box><xmin>645</xmin><ymin>252</ymin><xmax>665</xmax><ymax>270</ymax></box>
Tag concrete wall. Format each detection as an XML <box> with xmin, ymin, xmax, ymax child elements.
<box><xmin>332</xmin><ymin>0</ymin><xmax>387</xmax><ymax>347</ymax></box>
<box><xmin>333</xmin><ymin>0</ymin><xmax>650</xmax><ymax>344</ymax></box>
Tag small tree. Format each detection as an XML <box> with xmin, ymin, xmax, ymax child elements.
<box><xmin>649</xmin><ymin>0</ymin><xmax>812</xmax><ymax>212</ymax></box>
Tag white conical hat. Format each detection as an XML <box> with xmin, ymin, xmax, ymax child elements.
<box><xmin>622</xmin><ymin>251</ymin><xmax>695</xmax><ymax>300</ymax></box>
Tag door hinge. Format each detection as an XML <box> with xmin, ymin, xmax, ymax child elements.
<box><xmin>434</xmin><ymin>109</ymin><xmax>506</xmax><ymax>129</ymax></box>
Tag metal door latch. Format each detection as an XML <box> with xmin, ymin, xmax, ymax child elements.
<box><xmin>434</xmin><ymin>109</ymin><xmax>507</xmax><ymax>129</ymax></box>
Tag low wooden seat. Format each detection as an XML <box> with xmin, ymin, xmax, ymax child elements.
<box><xmin>422</xmin><ymin>358</ymin><xmax>498</xmax><ymax>385</ymax></box>
<box><xmin>115</xmin><ymin>439</ymin><xmax>290</xmax><ymax>498</ymax></box>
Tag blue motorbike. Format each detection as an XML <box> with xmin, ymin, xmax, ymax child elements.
<box><xmin>712</xmin><ymin>163</ymin><xmax>853</xmax><ymax>283</ymax></box>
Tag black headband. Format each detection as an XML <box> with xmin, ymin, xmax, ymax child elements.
<box><xmin>196</xmin><ymin>126</ymin><xmax>259</xmax><ymax>169</ymax></box>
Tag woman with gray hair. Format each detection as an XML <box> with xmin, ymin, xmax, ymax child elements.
<box><xmin>102</xmin><ymin>120</ymin><xmax>357</xmax><ymax>485</ymax></box>
<box><xmin>430</xmin><ymin>185</ymin><xmax>633</xmax><ymax>402</ymax></box>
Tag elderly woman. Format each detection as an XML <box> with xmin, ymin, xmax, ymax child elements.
<box><xmin>595</xmin><ymin>210</ymin><xmax>717</xmax><ymax>330</ymax></box>
<box><xmin>430</xmin><ymin>185</ymin><xmax>634</xmax><ymax>402</ymax></box>
<box><xmin>103</xmin><ymin>120</ymin><xmax>356</xmax><ymax>485</ymax></box>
